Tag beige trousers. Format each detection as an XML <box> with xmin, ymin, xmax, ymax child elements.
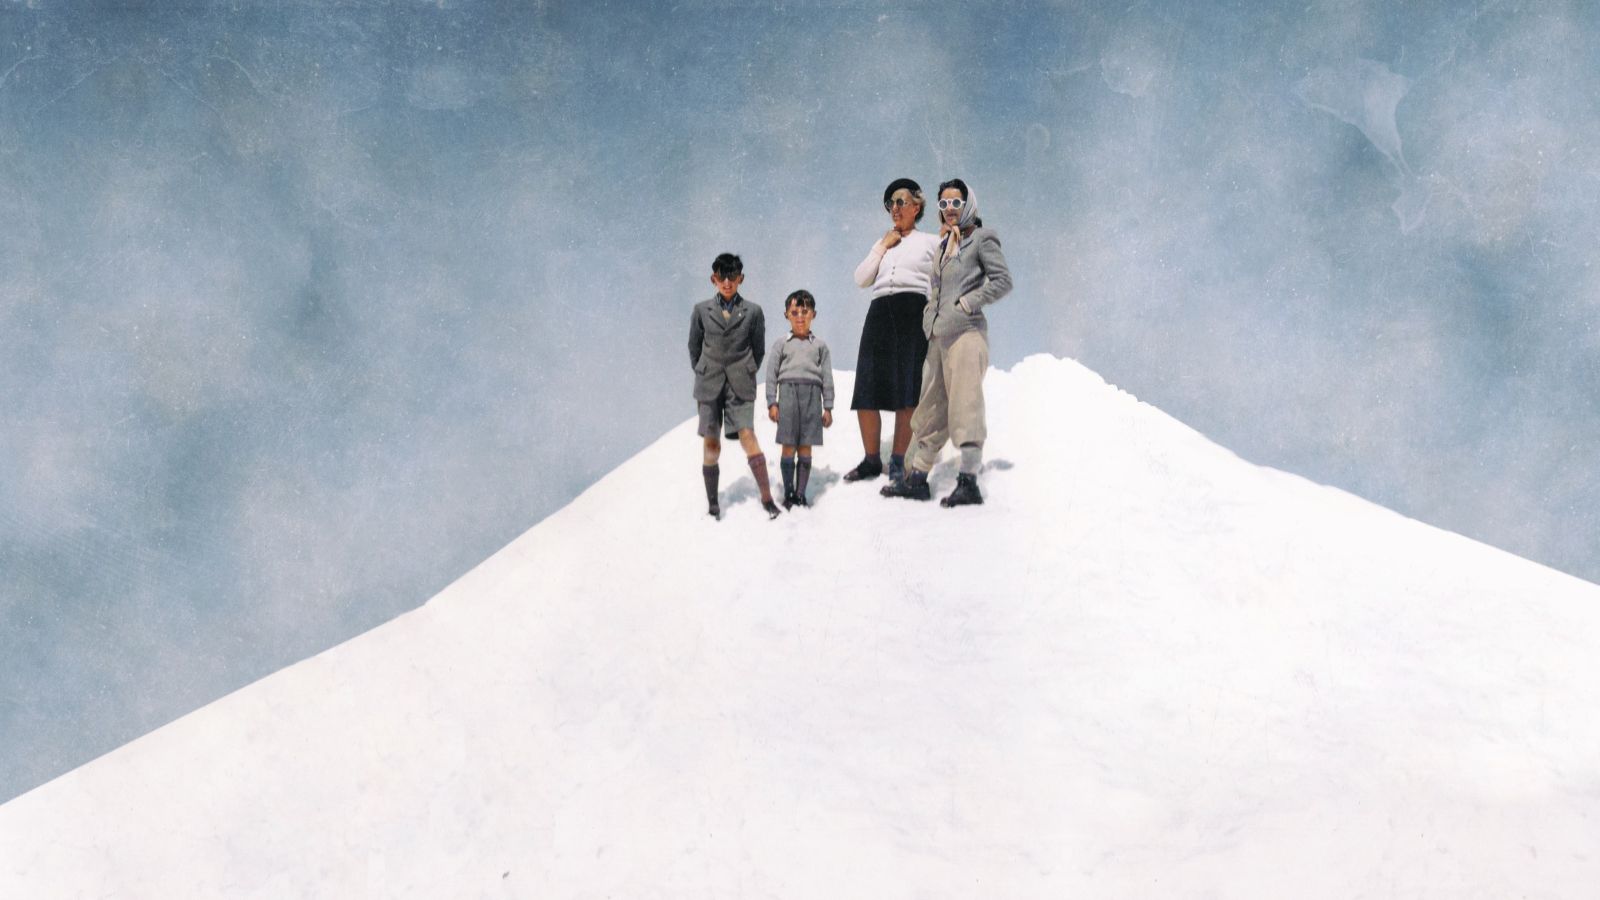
<box><xmin>908</xmin><ymin>329</ymin><xmax>989</xmax><ymax>475</ymax></box>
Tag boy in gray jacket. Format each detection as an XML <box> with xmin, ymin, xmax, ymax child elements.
<box><xmin>764</xmin><ymin>290</ymin><xmax>835</xmax><ymax>508</ymax></box>
<box><xmin>690</xmin><ymin>253</ymin><xmax>781</xmax><ymax>520</ymax></box>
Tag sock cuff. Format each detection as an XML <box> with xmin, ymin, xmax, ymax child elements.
<box><xmin>958</xmin><ymin>444</ymin><xmax>982</xmax><ymax>474</ymax></box>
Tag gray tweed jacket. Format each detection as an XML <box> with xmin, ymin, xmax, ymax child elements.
<box><xmin>925</xmin><ymin>227</ymin><xmax>1013</xmax><ymax>341</ymax></box>
<box><xmin>688</xmin><ymin>293</ymin><xmax>766</xmax><ymax>404</ymax></box>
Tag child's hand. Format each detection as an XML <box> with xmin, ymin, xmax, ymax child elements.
<box><xmin>882</xmin><ymin>229</ymin><xmax>902</xmax><ymax>249</ymax></box>
<box><xmin>823</xmin><ymin>410</ymin><xmax>833</xmax><ymax>428</ymax></box>
<box><xmin>768</xmin><ymin>404</ymin><xmax>779</xmax><ymax>423</ymax></box>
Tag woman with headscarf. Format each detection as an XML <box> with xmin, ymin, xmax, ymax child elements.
<box><xmin>844</xmin><ymin>177</ymin><xmax>941</xmax><ymax>485</ymax></box>
<box><xmin>882</xmin><ymin>177</ymin><xmax>1012</xmax><ymax>507</ymax></box>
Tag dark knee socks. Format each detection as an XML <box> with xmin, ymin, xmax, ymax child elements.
<box><xmin>707</xmin><ymin>457</ymin><xmax>779</xmax><ymax>506</ymax></box>
<box><xmin>795</xmin><ymin>456</ymin><xmax>812</xmax><ymax>497</ymax></box>
<box><xmin>780</xmin><ymin>456</ymin><xmax>796</xmax><ymax>496</ymax></box>
<box><xmin>748</xmin><ymin>453</ymin><xmax>774</xmax><ymax>503</ymax></box>
<box><xmin>702</xmin><ymin>464</ymin><xmax>719</xmax><ymax>508</ymax></box>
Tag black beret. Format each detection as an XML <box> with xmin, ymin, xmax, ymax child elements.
<box><xmin>882</xmin><ymin>178</ymin><xmax>923</xmax><ymax>205</ymax></box>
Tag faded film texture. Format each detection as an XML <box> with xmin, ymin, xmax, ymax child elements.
<box><xmin>2</xmin><ymin>1</ymin><xmax>1597</xmax><ymax>802</ymax></box>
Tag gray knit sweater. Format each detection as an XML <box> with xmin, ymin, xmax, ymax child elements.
<box><xmin>764</xmin><ymin>333</ymin><xmax>835</xmax><ymax>410</ymax></box>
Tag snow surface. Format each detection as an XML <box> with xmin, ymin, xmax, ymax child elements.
<box><xmin>3</xmin><ymin>355</ymin><xmax>1598</xmax><ymax>898</ymax></box>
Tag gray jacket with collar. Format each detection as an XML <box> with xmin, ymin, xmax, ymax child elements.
<box><xmin>689</xmin><ymin>293</ymin><xmax>766</xmax><ymax>404</ymax></box>
<box><xmin>924</xmin><ymin>226</ymin><xmax>1012</xmax><ymax>341</ymax></box>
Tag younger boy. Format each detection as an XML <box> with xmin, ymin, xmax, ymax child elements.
<box><xmin>689</xmin><ymin>252</ymin><xmax>782</xmax><ymax>520</ymax></box>
<box><xmin>765</xmin><ymin>290</ymin><xmax>834</xmax><ymax>508</ymax></box>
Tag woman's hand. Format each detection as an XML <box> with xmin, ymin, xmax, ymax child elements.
<box><xmin>882</xmin><ymin>229</ymin><xmax>902</xmax><ymax>249</ymax></box>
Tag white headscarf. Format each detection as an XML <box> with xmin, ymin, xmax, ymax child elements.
<box><xmin>943</xmin><ymin>183</ymin><xmax>978</xmax><ymax>259</ymax></box>
<box><xmin>957</xmin><ymin>184</ymin><xmax>979</xmax><ymax>231</ymax></box>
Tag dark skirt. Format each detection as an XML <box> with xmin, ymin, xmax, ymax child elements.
<box><xmin>851</xmin><ymin>291</ymin><xmax>928</xmax><ymax>411</ymax></box>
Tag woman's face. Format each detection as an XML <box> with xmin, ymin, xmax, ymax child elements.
<box><xmin>940</xmin><ymin>187</ymin><xmax>964</xmax><ymax>227</ymax></box>
<box><xmin>887</xmin><ymin>189</ymin><xmax>920</xmax><ymax>232</ymax></box>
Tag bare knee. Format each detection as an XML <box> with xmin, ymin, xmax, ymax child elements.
<box><xmin>736</xmin><ymin>428</ymin><xmax>762</xmax><ymax>458</ymax></box>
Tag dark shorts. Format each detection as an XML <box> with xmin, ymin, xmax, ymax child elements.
<box><xmin>775</xmin><ymin>381</ymin><xmax>826</xmax><ymax>447</ymax></box>
<box><xmin>851</xmin><ymin>291</ymin><xmax>928</xmax><ymax>411</ymax></box>
<box><xmin>698</xmin><ymin>382</ymin><xmax>754</xmax><ymax>439</ymax></box>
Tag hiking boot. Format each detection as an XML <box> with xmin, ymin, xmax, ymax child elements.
<box><xmin>880</xmin><ymin>472</ymin><xmax>931</xmax><ymax>501</ymax></box>
<box><xmin>842</xmin><ymin>455</ymin><xmax>883</xmax><ymax>482</ymax></box>
<box><xmin>763</xmin><ymin>500</ymin><xmax>783</xmax><ymax>519</ymax></box>
<box><xmin>940</xmin><ymin>473</ymin><xmax>983</xmax><ymax>507</ymax></box>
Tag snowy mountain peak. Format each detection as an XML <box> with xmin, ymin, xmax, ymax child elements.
<box><xmin>4</xmin><ymin>354</ymin><xmax>1598</xmax><ymax>898</ymax></box>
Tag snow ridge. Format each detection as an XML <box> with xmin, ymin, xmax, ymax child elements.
<box><xmin>3</xmin><ymin>355</ymin><xmax>1597</xmax><ymax>898</ymax></box>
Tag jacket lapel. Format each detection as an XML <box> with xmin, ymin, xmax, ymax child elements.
<box><xmin>704</xmin><ymin>305</ymin><xmax>724</xmax><ymax>334</ymax></box>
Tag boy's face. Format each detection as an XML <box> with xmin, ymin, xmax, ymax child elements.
<box><xmin>785</xmin><ymin>302</ymin><xmax>814</xmax><ymax>336</ymax></box>
<box><xmin>711</xmin><ymin>272</ymin><xmax>743</xmax><ymax>300</ymax></box>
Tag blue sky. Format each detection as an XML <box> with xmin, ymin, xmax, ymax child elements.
<box><xmin>3</xmin><ymin>0</ymin><xmax>1597</xmax><ymax>801</ymax></box>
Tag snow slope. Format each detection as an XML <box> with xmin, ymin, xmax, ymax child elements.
<box><xmin>3</xmin><ymin>355</ymin><xmax>1598</xmax><ymax>898</ymax></box>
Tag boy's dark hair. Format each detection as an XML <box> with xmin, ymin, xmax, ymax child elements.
<box><xmin>938</xmin><ymin>177</ymin><xmax>983</xmax><ymax>229</ymax></box>
<box><xmin>785</xmin><ymin>289</ymin><xmax>816</xmax><ymax>311</ymax></box>
<box><xmin>711</xmin><ymin>253</ymin><xmax>743</xmax><ymax>279</ymax></box>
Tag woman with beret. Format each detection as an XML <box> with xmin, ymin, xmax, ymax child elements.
<box><xmin>844</xmin><ymin>177</ymin><xmax>941</xmax><ymax>484</ymax></box>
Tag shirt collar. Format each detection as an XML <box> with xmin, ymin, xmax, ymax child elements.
<box><xmin>717</xmin><ymin>292</ymin><xmax>743</xmax><ymax>310</ymax></box>
<box><xmin>786</xmin><ymin>331</ymin><xmax>814</xmax><ymax>341</ymax></box>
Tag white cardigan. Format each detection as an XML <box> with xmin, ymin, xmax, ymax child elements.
<box><xmin>853</xmin><ymin>229</ymin><xmax>940</xmax><ymax>299</ymax></box>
